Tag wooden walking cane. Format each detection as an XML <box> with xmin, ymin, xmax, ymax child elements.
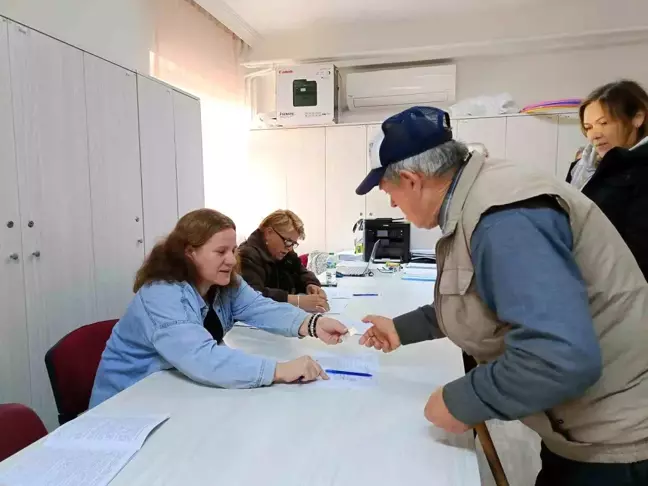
<box><xmin>462</xmin><ymin>353</ymin><xmax>509</xmax><ymax>485</ymax></box>
<box><xmin>475</xmin><ymin>421</ymin><xmax>509</xmax><ymax>485</ymax></box>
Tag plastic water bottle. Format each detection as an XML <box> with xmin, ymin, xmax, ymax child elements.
<box><xmin>325</xmin><ymin>252</ymin><xmax>338</xmax><ymax>285</ymax></box>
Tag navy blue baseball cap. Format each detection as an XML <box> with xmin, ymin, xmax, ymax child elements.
<box><xmin>355</xmin><ymin>106</ymin><xmax>453</xmax><ymax>195</ymax></box>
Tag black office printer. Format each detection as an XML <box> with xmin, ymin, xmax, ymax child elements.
<box><xmin>363</xmin><ymin>218</ymin><xmax>411</xmax><ymax>263</ymax></box>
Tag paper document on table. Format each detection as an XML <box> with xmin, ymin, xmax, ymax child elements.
<box><xmin>324</xmin><ymin>288</ymin><xmax>353</xmax><ymax>300</ymax></box>
<box><xmin>47</xmin><ymin>414</ymin><xmax>169</xmax><ymax>451</ymax></box>
<box><xmin>325</xmin><ymin>298</ymin><xmax>349</xmax><ymax>315</ymax></box>
<box><xmin>0</xmin><ymin>414</ymin><xmax>169</xmax><ymax>486</ymax></box>
<box><xmin>0</xmin><ymin>447</ymin><xmax>136</xmax><ymax>486</ymax></box>
<box><xmin>402</xmin><ymin>267</ymin><xmax>437</xmax><ymax>281</ymax></box>
<box><xmin>313</xmin><ymin>354</ymin><xmax>379</xmax><ymax>388</ymax></box>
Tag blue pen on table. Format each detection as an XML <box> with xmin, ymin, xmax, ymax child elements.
<box><xmin>325</xmin><ymin>369</ymin><xmax>373</xmax><ymax>378</ymax></box>
<box><xmin>352</xmin><ymin>293</ymin><xmax>378</xmax><ymax>297</ymax></box>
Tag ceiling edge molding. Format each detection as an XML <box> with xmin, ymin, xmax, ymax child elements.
<box><xmin>242</xmin><ymin>26</ymin><xmax>648</xmax><ymax>68</ymax></box>
<box><xmin>193</xmin><ymin>0</ymin><xmax>261</xmax><ymax>46</ymax></box>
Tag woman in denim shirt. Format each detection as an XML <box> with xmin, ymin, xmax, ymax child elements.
<box><xmin>90</xmin><ymin>209</ymin><xmax>348</xmax><ymax>407</ymax></box>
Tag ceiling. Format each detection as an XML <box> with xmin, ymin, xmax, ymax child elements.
<box><xmin>217</xmin><ymin>0</ymin><xmax>545</xmax><ymax>36</ymax></box>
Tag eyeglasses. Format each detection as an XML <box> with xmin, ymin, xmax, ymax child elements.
<box><xmin>272</xmin><ymin>228</ymin><xmax>299</xmax><ymax>249</ymax></box>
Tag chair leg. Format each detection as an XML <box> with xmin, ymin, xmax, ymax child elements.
<box><xmin>475</xmin><ymin>422</ymin><xmax>509</xmax><ymax>486</ymax></box>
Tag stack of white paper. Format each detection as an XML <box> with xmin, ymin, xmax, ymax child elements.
<box><xmin>0</xmin><ymin>414</ymin><xmax>169</xmax><ymax>486</ymax></box>
<box><xmin>402</xmin><ymin>266</ymin><xmax>437</xmax><ymax>281</ymax></box>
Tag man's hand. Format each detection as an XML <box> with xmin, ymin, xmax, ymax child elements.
<box><xmin>424</xmin><ymin>387</ymin><xmax>471</xmax><ymax>434</ymax></box>
<box><xmin>359</xmin><ymin>315</ymin><xmax>401</xmax><ymax>353</ymax></box>
<box><xmin>306</xmin><ymin>284</ymin><xmax>327</xmax><ymax>298</ymax></box>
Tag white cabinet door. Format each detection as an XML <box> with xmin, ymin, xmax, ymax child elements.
<box><xmin>9</xmin><ymin>22</ymin><xmax>96</xmax><ymax>428</ymax></box>
<box><xmin>285</xmin><ymin>128</ymin><xmax>326</xmax><ymax>254</ymax></box>
<box><xmin>557</xmin><ymin>114</ymin><xmax>587</xmax><ymax>180</ymax></box>
<box><xmin>0</xmin><ymin>18</ymin><xmax>31</xmax><ymax>407</ymax></box>
<box><xmin>244</xmin><ymin>129</ymin><xmax>288</xmax><ymax>240</ymax></box>
<box><xmin>505</xmin><ymin>115</ymin><xmax>559</xmax><ymax>175</ymax></box>
<box><xmin>173</xmin><ymin>91</ymin><xmax>204</xmax><ymax>217</ymax></box>
<box><xmin>325</xmin><ymin>126</ymin><xmax>366</xmax><ymax>252</ymax></box>
<box><xmin>84</xmin><ymin>53</ymin><xmax>144</xmax><ymax>321</ymax></box>
<box><xmin>456</xmin><ymin>117</ymin><xmax>507</xmax><ymax>160</ymax></box>
<box><xmin>138</xmin><ymin>75</ymin><xmax>178</xmax><ymax>254</ymax></box>
<box><xmin>365</xmin><ymin>124</ymin><xmax>404</xmax><ymax>219</ymax></box>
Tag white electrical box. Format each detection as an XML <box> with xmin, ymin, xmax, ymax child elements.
<box><xmin>276</xmin><ymin>64</ymin><xmax>338</xmax><ymax>126</ymax></box>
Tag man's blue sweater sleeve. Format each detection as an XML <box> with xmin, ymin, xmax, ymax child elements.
<box><xmin>442</xmin><ymin>205</ymin><xmax>603</xmax><ymax>425</ymax></box>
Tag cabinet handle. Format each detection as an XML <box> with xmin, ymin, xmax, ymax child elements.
<box><xmin>9</xmin><ymin>253</ymin><xmax>19</xmax><ymax>261</ymax></box>
<box><xmin>32</xmin><ymin>250</ymin><xmax>41</xmax><ymax>258</ymax></box>
<box><xmin>137</xmin><ymin>239</ymin><xmax>144</xmax><ymax>244</ymax></box>
<box><xmin>6</xmin><ymin>221</ymin><xmax>14</xmax><ymax>228</ymax></box>
<box><xmin>28</xmin><ymin>221</ymin><xmax>34</xmax><ymax>228</ymax></box>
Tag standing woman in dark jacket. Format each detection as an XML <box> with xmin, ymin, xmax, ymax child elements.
<box><xmin>567</xmin><ymin>80</ymin><xmax>648</xmax><ymax>279</ymax></box>
<box><xmin>238</xmin><ymin>210</ymin><xmax>330</xmax><ymax>313</ymax></box>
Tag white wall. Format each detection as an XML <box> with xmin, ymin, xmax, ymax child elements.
<box><xmin>0</xmin><ymin>0</ymin><xmax>155</xmax><ymax>72</ymax></box>
<box><xmin>246</xmin><ymin>0</ymin><xmax>648</xmax><ymax>64</ymax></box>
<box><xmin>457</xmin><ymin>42</ymin><xmax>648</xmax><ymax>109</ymax></box>
<box><xmin>253</xmin><ymin>40</ymin><xmax>648</xmax><ymax>126</ymax></box>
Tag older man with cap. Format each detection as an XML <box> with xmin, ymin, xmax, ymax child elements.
<box><xmin>357</xmin><ymin>106</ymin><xmax>648</xmax><ymax>485</ymax></box>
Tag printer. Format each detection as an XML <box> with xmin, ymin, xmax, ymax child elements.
<box><xmin>363</xmin><ymin>218</ymin><xmax>411</xmax><ymax>263</ymax></box>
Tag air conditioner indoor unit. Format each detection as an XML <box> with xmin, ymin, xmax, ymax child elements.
<box><xmin>346</xmin><ymin>65</ymin><xmax>456</xmax><ymax>111</ymax></box>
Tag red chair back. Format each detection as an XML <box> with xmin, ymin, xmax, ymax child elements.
<box><xmin>299</xmin><ymin>254</ymin><xmax>309</xmax><ymax>267</ymax></box>
<box><xmin>45</xmin><ymin>319</ymin><xmax>118</xmax><ymax>425</ymax></box>
<box><xmin>0</xmin><ymin>403</ymin><xmax>47</xmax><ymax>461</ymax></box>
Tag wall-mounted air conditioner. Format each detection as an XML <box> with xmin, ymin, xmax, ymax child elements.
<box><xmin>346</xmin><ymin>65</ymin><xmax>456</xmax><ymax>111</ymax></box>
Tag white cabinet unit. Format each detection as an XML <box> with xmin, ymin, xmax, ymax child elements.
<box><xmin>284</xmin><ymin>128</ymin><xmax>326</xmax><ymax>254</ymax></box>
<box><xmin>244</xmin><ymin>129</ymin><xmax>289</xmax><ymax>239</ymax></box>
<box><xmin>138</xmin><ymin>75</ymin><xmax>179</xmax><ymax>254</ymax></box>
<box><xmin>84</xmin><ymin>53</ymin><xmax>144</xmax><ymax>321</ymax></box>
<box><xmin>0</xmin><ymin>17</ymin><xmax>204</xmax><ymax>430</ymax></box>
<box><xmin>365</xmin><ymin>124</ymin><xmax>404</xmax><ymax>219</ymax></box>
<box><xmin>325</xmin><ymin>126</ymin><xmax>367</xmax><ymax>252</ymax></box>
<box><xmin>0</xmin><ymin>18</ymin><xmax>31</xmax><ymax>407</ymax></box>
<box><xmin>8</xmin><ymin>22</ymin><xmax>97</xmax><ymax>428</ymax></box>
<box><xmin>173</xmin><ymin>91</ymin><xmax>205</xmax><ymax>217</ymax></box>
<box><xmin>557</xmin><ymin>114</ymin><xmax>587</xmax><ymax>180</ymax></box>
<box><xmin>505</xmin><ymin>115</ymin><xmax>559</xmax><ymax>174</ymax></box>
<box><xmin>456</xmin><ymin>117</ymin><xmax>507</xmax><ymax>160</ymax></box>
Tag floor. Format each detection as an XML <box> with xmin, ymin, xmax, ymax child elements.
<box><xmin>476</xmin><ymin>420</ymin><xmax>542</xmax><ymax>486</ymax></box>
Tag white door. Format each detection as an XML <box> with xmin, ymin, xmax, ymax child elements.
<box><xmin>244</xmin><ymin>129</ymin><xmax>288</xmax><ymax>240</ymax></box>
<box><xmin>137</xmin><ymin>75</ymin><xmax>178</xmax><ymax>254</ymax></box>
<box><xmin>9</xmin><ymin>22</ymin><xmax>96</xmax><ymax>428</ymax></box>
<box><xmin>456</xmin><ymin>117</ymin><xmax>507</xmax><ymax>160</ymax></box>
<box><xmin>505</xmin><ymin>115</ymin><xmax>559</xmax><ymax>175</ymax></box>
<box><xmin>173</xmin><ymin>90</ymin><xmax>204</xmax><ymax>217</ymax></box>
<box><xmin>0</xmin><ymin>18</ymin><xmax>31</xmax><ymax>407</ymax></box>
<box><xmin>557</xmin><ymin>113</ymin><xmax>587</xmax><ymax>180</ymax></box>
<box><xmin>325</xmin><ymin>126</ymin><xmax>367</xmax><ymax>252</ymax></box>
<box><xmin>84</xmin><ymin>53</ymin><xmax>144</xmax><ymax>321</ymax></box>
<box><xmin>365</xmin><ymin>124</ymin><xmax>404</xmax><ymax>219</ymax></box>
<box><xmin>285</xmin><ymin>128</ymin><xmax>326</xmax><ymax>254</ymax></box>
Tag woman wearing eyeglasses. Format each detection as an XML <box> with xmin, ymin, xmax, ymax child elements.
<box><xmin>238</xmin><ymin>210</ymin><xmax>330</xmax><ymax>313</ymax></box>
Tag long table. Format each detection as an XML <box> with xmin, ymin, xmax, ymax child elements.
<box><xmin>1</xmin><ymin>271</ymin><xmax>481</xmax><ymax>485</ymax></box>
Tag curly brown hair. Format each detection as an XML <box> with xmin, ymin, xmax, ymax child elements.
<box><xmin>134</xmin><ymin>209</ymin><xmax>239</xmax><ymax>292</ymax></box>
